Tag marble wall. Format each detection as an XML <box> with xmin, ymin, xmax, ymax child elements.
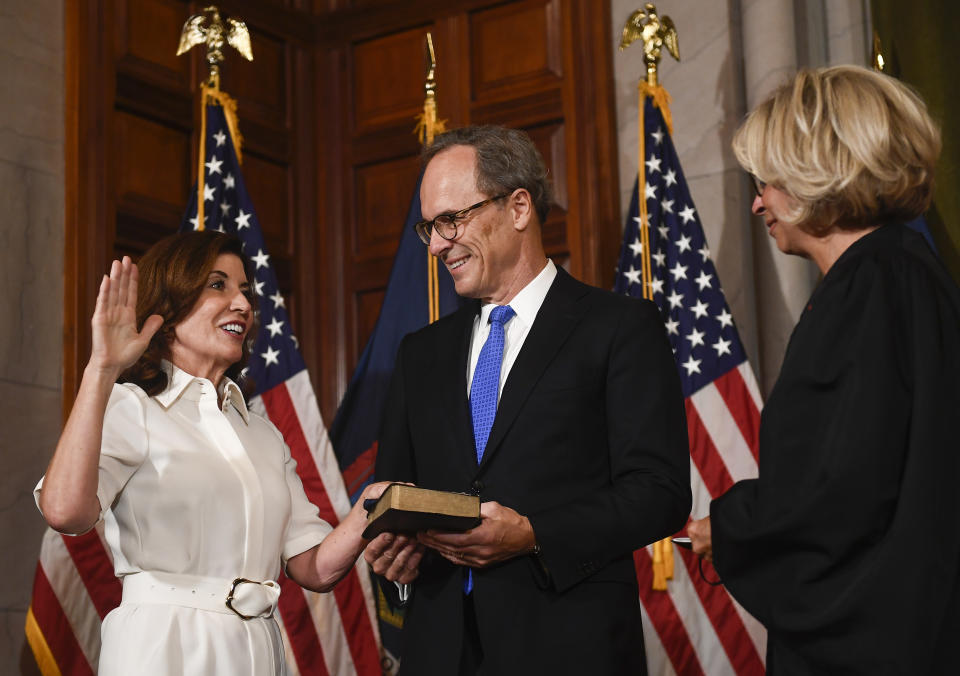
<box><xmin>0</xmin><ymin>0</ymin><xmax>64</xmax><ymax>672</ymax></box>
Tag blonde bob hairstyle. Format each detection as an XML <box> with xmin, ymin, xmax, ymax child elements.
<box><xmin>733</xmin><ymin>65</ymin><xmax>941</xmax><ymax>233</ymax></box>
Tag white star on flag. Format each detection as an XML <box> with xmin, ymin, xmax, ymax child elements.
<box><xmin>253</xmin><ymin>279</ymin><xmax>265</xmax><ymax>296</ymax></box>
<box><xmin>664</xmin><ymin>316</ymin><xmax>680</xmax><ymax>335</ymax></box>
<box><xmin>266</xmin><ymin>317</ymin><xmax>285</xmax><ymax>337</ymax></box>
<box><xmin>651</xmin><ymin>127</ymin><xmax>664</xmax><ymax>144</ymax></box>
<box><xmin>679</xmin><ymin>206</ymin><xmax>696</xmax><ymax>224</ymax></box>
<box><xmin>213</xmin><ymin>130</ymin><xmax>226</xmax><ymax>147</ymax></box>
<box><xmin>698</xmin><ymin>244</ymin><xmax>711</xmax><ymax>262</ymax></box>
<box><xmin>677</xmin><ymin>234</ymin><xmax>693</xmax><ymax>253</ymax></box>
<box><xmin>660</xmin><ymin>198</ymin><xmax>674</xmax><ymax>213</ymax></box>
<box><xmin>695</xmin><ymin>271</ymin><xmax>713</xmax><ymax>291</ymax></box>
<box><xmin>667</xmin><ymin>290</ymin><xmax>684</xmax><ymax>309</ymax></box>
<box><xmin>629</xmin><ymin>239</ymin><xmax>644</xmax><ymax>257</ymax></box>
<box><xmin>681</xmin><ymin>355</ymin><xmax>702</xmax><ymax>375</ymax></box>
<box><xmin>205</xmin><ymin>156</ymin><xmax>223</xmax><ymax>175</ymax></box>
<box><xmin>223</xmin><ymin>173</ymin><xmax>235</xmax><ymax>189</ymax></box>
<box><xmin>203</xmin><ymin>183</ymin><xmax>215</xmax><ymax>202</ymax></box>
<box><xmin>270</xmin><ymin>290</ymin><xmax>286</xmax><ymax>309</ymax></box>
<box><xmin>713</xmin><ymin>337</ymin><xmax>732</xmax><ymax>356</ymax></box>
<box><xmin>645</xmin><ymin>155</ymin><xmax>662</xmax><ymax>174</ymax></box>
<box><xmin>691</xmin><ymin>299</ymin><xmax>710</xmax><ymax>319</ymax></box>
<box><xmin>189</xmin><ymin>214</ymin><xmax>207</xmax><ymax>229</ymax></box>
<box><xmin>717</xmin><ymin>309</ymin><xmax>734</xmax><ymax>328</ymax></box>
<box><xmin>669</xmin><ymin>262</ymin><xmax>688</xmax><ymax>281</ymax></box>
<box><xmin>252</xmin><ymin>249</ymin><xmax>270</xmax><ymax>269</ymax></box>
<box><xmin>219</xmin><ymin>201</ymin><xmax>231</xmax><ymax>216</ymax></box>
<box><xmin>664</xmin><ymin>169</ymin><xmax>677</xmax><ymax>187</ymax></box>
<box><xmin>687</xmin><ymin>328</ymin><xmax>706</xmax><ymax>347</ymax></box>
<box><xmin>650</xmin><ymin>277</ymin><xmax>664</xmax><ymax>295</ymax></box>
<box><xmin>235</xmin><ymin>209</ymin><xmax>252</xmax><ymax>230</ymax></box>
<box><xmin>261</xmin><ymin>345</ymin><xmax>280</xmax><ymax>367</ymax></box>
<box><xmin>652</xmin><ymin>250</ymin><xmax>666</xmax><ymax>267</ymax></box>
<box><xmin>624</xmin><ymin>266</ymin><xmax>642</xmax><ymax>285</ymax></box>
<box><xmin>645</xmin><ymin>182</ymin><xmax>658</xmax><ymax>200</ymax></box>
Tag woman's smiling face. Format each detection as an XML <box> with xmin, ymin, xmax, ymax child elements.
<box><xmin>168</xmin><ymin>253</ymin><xmax>252</xmax><ymax>384</ymax></box>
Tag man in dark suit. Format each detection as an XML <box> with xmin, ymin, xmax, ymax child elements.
<box><xmin>365</xmin><ymin>125</ymin><xmax>690</xmax><ymax>675</ymax></box>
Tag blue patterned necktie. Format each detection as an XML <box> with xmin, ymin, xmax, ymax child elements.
<box><xmin>470</xmin><ymin>305</ymin><xmax>516</xmax><ymax>463</ymax></box>
<box><xmin>465</xmin><ymin>304</ymin><xmax>515</xmax><ymax>594</ymax></box>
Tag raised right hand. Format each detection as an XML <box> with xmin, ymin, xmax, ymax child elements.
<box><xmin>89</xmin><ymin>256</ymin><xmax>163</xmax><ymax>375</ymax></box>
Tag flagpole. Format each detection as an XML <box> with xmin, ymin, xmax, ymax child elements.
<box><xmin>414</xmin><ymin>32</ymin><xmax>448</xmax><ymax>324</ymax></box>
<box><xmin>620</xmin><ymin>2</ymin><xmax>680</xmax><ymax>592</ymax></box>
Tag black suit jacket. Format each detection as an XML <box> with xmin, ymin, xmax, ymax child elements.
<box><xmin>376</xmin><ymin>268</ymin><xmax>691</xmax><ymax>675</ymax></box>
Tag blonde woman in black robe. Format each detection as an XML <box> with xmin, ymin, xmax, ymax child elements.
<box><xmin>688</xmin><ymin>66</ymin><xmax>960</xmax><ymax>674</ymax></box>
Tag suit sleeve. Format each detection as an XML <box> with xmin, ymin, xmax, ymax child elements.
<box><xmin>375</xmin><ymin>336</ymin><xmax>417</xmax><ymax>484</ymax></box>
<box><xmin>528</xmin><ymin>300</ymin><xmax>692</xmax><ymax>592</ymax></box>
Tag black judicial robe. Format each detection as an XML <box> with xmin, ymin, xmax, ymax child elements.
<box><xmin>711</xmin><ymin>223</ymin><xmax>960</xmax><ymax>674</ymax></box>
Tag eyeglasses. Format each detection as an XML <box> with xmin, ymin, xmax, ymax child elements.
<box><xmin>750</xmin><ymin>174</ymin><xmax>767</xmax><ymax>197</ymax></box>
<box><xmin>414</xmin><ymin>193</ymin><xmax>511</xmax><ymax>245</ymax></box>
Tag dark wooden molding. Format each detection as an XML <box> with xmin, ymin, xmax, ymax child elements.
<box><xmin>64</xmin><ymin>0</ymin><xmax>114</xmax><ymax>417</ymax></box>
<box><xmin>560</xmin><ymin>0</ymin><xmax>621</xmax><ymax>287</ymax></box>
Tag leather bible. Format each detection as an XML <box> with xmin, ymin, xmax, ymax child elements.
<box><xmin>362</xmin><ymin>484</ymin><xmax>481</xmax><ymax>539</ymax></box>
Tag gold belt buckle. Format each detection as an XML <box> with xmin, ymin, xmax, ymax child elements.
<box><xmin>225</xmin><ymin>577</ymin><xmax>259</xmax><ymax>620</ymax></box>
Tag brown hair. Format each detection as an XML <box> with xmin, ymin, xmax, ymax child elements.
<box><xmin>119</xmin><ymin>230</ymin><xmax>258</xmax><ymax>395</ymax></box>
<box><xmin>423</xmin><ymin>125</ymin><xmax>554</xmax><ymax>224</ymax></box>
<box><xmin>733</xmin><ymin>65</ymin><xmax>941</xmax><ymax>233</ymax></box>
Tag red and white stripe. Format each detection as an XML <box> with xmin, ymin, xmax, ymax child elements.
<box><xmin>27</xmin><ymin>369</ymin><xmax>381</xmax><ymax>675</ymax></box>
<box><xmin>255</xmin><ymin>370</ymin><xmax>381</xmax><ymax>676</ymax></box>
<box><xmin>639</xmin><ymin>362</ymin><xmax>767</xmax><ymax>675</ymax></box>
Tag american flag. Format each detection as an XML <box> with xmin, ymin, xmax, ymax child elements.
<box><xmin>615</xmin><ymin>96</ymin><xmax>767</xmax><ymax>675</ymax></box>
<box><xmin>24</xmin><ymin>94</ymin><xmax>382</xmax><ymax>675</ymax></box>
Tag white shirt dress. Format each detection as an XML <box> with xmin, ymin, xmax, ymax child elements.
<box><xmin>37</xmin><ymin>362</ymin><xmax>332</xmax><ymax>674</ymax></box>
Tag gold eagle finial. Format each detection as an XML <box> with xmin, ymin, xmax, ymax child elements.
<box><xmin>620</xmin><ymin>3</ymin><xmax>680</xmax><ymax>86</ymax></box>
<box><xmin>176</xmin><ymin>6</ymin><xmax>253</xmax><ymax>89</ymax></box>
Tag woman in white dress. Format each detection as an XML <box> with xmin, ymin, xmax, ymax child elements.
<box><xmin>36</xmin><ymin>231</ymin><xmax>422</xmax><ymax>674</ymax></box>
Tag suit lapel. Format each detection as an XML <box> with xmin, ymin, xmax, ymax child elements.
<box><xmin>478</xmin><ymin>268</ymin><xmax>590</xmax><ymax>470</ymax></box>
<box><xmin>439</xmin><ymin>300</ymin><xmax>480</xmax><ymax>468</ymax></box>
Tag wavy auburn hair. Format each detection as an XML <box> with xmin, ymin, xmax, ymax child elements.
<box><xmin>119</xmin><ymin>230</ymin><xmax>258</xmax><ymax>395</ymax></box>
<box><xmin>733</xmin><ymin>65</ymin><xmax>941</xmax><ymax>233</ymax></box>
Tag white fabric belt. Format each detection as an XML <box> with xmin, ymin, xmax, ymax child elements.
<box><xmin>121</xmin><ymin>571</ymin><xmax>281</xmax><ymax>620</ymax></box>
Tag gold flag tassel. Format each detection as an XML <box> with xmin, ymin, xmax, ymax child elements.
<box><xmin>194</xmin><ymin>85</ymin><xmax>244</xmax><ymax>231</ymax></box>
<box><xmin>621</xmin><ymin>3</ymin><xmax>680</xmax><ymax>591</ymax></box>
<box><xmin>414</xmin><ymin>32</ymin><xmax>448</xmax><ymax>324</ymax></box>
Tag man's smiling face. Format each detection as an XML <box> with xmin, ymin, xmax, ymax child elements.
<box><xmin>421</xmin><ymin>145</ymin><xmax>520</xmax><ymax>303</ymax></box>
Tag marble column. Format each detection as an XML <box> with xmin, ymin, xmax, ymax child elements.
<box><xmin>0</xmin><ymin>0</ymin><xmax>64</xmax><ymax>673</ymax></box>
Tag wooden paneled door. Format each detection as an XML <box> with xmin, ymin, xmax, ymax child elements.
<box><xmin>64</xmin><ymin>0</ymin><xmax>619</xmax><ymax>424</ymax></box>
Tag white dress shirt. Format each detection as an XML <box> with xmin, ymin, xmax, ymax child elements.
<box><xmin>466</xmin><ymin>259</ymin><xmax>557</xmax><ymax>400</ymax></box>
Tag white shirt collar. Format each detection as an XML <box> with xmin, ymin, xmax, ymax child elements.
<box><xmin>478</xmin><ymin>259</ymin><xmax>557</xmax><ymax>327</ymax></box>
<box><xmin>155</xmin><ymin>359</ymin><xmax>250</xmax><ymax>423</ymax></box>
